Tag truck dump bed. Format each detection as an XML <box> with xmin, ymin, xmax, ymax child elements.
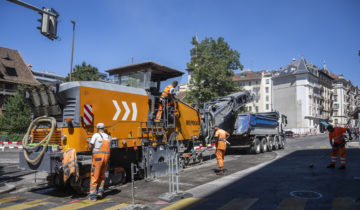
<box><xmin>234</xmin><ymin>113</ymin><xmax>279</xmax><ymax>135</ymax></box>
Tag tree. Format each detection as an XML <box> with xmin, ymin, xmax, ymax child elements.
<box><xmin>0</xmin><ymin>90</ymin><xmax>32</xmax><ymax>134</ymax></box>
<box><xmin>65</xmin><ymin>61</ymin><xmax>99</xmax><ymax>81</ymax></box>
<box><xmin>185</xmin><ymin>36</ymin><xmax>243</xmax><ymax>104</ymax></box>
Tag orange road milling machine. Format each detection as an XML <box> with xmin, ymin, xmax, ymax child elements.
<box><xmin>19</xmin><ymin>62</ymin><xmax>253</xmax><ymax>193</ymax></box>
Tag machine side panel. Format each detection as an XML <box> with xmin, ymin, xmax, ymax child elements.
<box><xmin>175</xmin><ymin>101</ymin><xmax>201</xmax><ymax>140</ymax></box>
<box><xmin>80</xmin><ymin>86</ymin><xmax>149</xmax><ymax>148</ymax></box>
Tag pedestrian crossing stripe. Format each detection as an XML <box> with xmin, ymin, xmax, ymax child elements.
<box><xmin>161</xmin><ymin>198</ymin><xmax>203</xmax><ymax>210</ymax></box>
<box><xmin>0</xmin><ymin>199</ymin><xmax>48</xmax><ymax>210</ymax></box>
<box><xmin>306</xmin><ymin>146</ymin><xmax>314</xmax><ymax>149</ymax></box>
<box><xmin>332</xmin><ymin>197</ymin><xmax>355</xmax><ymax>210</ymax></box>
<box><xmin>0</xmin><ymin>197</ymin><xmax>17</xmax><ymax>205</ymax></box>
<box><xmin>276</xmin><ymin>198</ymin><xmax>307</xmax><ymax>210</ymax></box>
<box><xmin>49</xmin><ymin>198</ymin><xmax>110</xmax><ymax>210</ymax></box>
<box><xmin>104</xmin><ymin>203</ymin><xmax>129</xmax><ymax>210</ymax></box>
<box><xmin>320</xmin><ymin>145</ymin><xmax>328</xmax><ymax>149</ymax></box>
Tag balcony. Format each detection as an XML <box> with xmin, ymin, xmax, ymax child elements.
<box><xmin>313</xmin><ymin>93</ymin><xmax>322</xmax><ymax>99</ymax></box>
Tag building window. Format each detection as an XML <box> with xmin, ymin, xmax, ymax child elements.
<box><xmin>256</xmin><ymin>81</ymin><xmax>259</xmax><ymax>85</ymax></box>
<box><xmin>266</xmin><ymin>96</ymin><xmax>269</xmax><ymax>102</ymax></box>
<box><xmin>248</xmin><ymin>81</ymin><xmax>251</xmax><ymax>86</ymax></box>
<box><xmin>335</xmin><ymin>119</ymin><xmax>338</xmax><ymax>124</ymax></box>
<box><xmin>255</xmin><ymin>106</ymin><xmax>259</xmax><ymax>113</ymax></box>
<box><xmin>334</xmin><ymin>104</ymin><xmax>339</xmax><ymax>109</ymax></box>
<box><xmin>266</xmin><ymin>104</ymin><xmax>269</xmax><ymax>110</ymax></box>
<box><xmin>266</xmin><ymin>79</ymin><xmax>269</xmax><ymax>84</ymax></box>
<box><xmin>265</xmin><ymin>87</ymin><xmax>269</xmax><ymax>93</ymax></box>
<box><xmin>334</xmin><ymin>95</ymin><xmax>337</xmax><ymax>101</ymax></box>
<box><xmin>5</xmin><ymin>67</ymin><xmax>17</xmax><ymax>76</ymax></box>
<box><xmin>248</xmin><ymin>106</ymin><xmax>252</xmax><ymax>112</ymax></box>
<box><xmin>241</xmin><ymin>82</ymin><xmax>245</xmax><ymax>86</ymax></box>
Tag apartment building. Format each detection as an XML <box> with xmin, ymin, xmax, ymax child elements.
<box><xmin>233</xmin><ymin>70</ymin><xmax>274</xmax><ymax>113</ymax></box>
<box><xmin>331</xmin><ymin>74</ymin><xmax>358</xmax><ymax>126</ymax></box>
<box><xmin>272</xmin><ymin>56</ymin><xmax>325</xmax><ymax>134</ymax></box>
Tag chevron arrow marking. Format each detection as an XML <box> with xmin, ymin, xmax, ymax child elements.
<box><xmin>112</xmin><ymin>100</ymin><xmax>121</xmax><ymax>121</ymax></box>
<box><xmin>131</xmin><ymin>102</ymin><xmax>137</xmax><ymax>121</ymax></box>
<box><xmin>122</xmin><ymin>101</ymin><xmax>130</xmax><ymax>121</ymax></box>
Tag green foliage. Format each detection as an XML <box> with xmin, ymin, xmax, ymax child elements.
<box><xmin>185</xmin><ymin>36</ymin><xmax>243</xmax><ymax>104</ymax></box>
<box><xmin>0</xmin><ymin>90</ymin><xmax>31</xmax><ymax>134</ymax></box>
<box><xmin>65</xmin><ymin>61</ymin><xmax>99</xmax><ymax>81</ymax></box>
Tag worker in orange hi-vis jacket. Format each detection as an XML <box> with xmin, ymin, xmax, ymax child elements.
<box><xmin>155</xmin><ymin>80</ymin><xmax>178</xmax><ymax>122</ymax></box>
<box><xmin>322</xmin><ymin>122</ymin><xmax>352</xmax><ymax>170</ymax></box>
<box><xmin>88</xmin><ymin>123</ymin><xmax>110</xmax><ymax>201</ymax></box>
<box><xmin>214</xmin><ymin>125</ymin><xmax>230</xmax><ymax>175</ymax></box>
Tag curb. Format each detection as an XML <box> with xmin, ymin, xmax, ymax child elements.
<box><xmin>0</xmin><ymin>183</ymin><xmax>16</xmax><ymax>195</ymax></box>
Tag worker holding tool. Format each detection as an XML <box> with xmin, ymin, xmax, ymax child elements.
<box><xmin>214</xmin><ymin>125</ymin><xmax>230</xmax><ymax>175</ymax></box>
<box><xmin>88</xmin><ymin>123</ymin><xmax>110</xmax><ymax>201</ymax></box>
<box><xmin>155</xmin><ymin>80</ymin><xmax>178</xmax><ymax>122</ymax></box>
<box><xmin>321</xmin><ymin>121</ymin><xmax>352</xmax><ymax>169</ymax></box>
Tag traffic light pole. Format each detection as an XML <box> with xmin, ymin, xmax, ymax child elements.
<box><xmin>7</xmin><ymin>0</ymin><xmax>58</xmax><ymax>17</ymax></box>
<box><xmin>7</xmin><ymin>0</ymin><xmax>59</xmax><ymax>40</ymax></box>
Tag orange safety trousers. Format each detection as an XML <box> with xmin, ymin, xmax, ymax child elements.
<box><xmin>155</xmin><ymin>100</ymin><xmax>173</xmax><ymax>122</ymax></box>
<box><xmin>330</xmin><ymin>146</ymin><xmax>346</xmax><ymax>167</ymax></box>
<box><xmin>90</xmin><ymin>138</ymin><xmax>110</xmax><ymax>195</ymax></box>
<box><xmin>216</xmin><ymin>149</ymin><xmax>225</xmax><ymax>169</ymax></box>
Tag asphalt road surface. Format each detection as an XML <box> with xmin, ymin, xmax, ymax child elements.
<box><xmin>0</xmin><ymin>134</ymin><xmax>359</xmax><ymax>210</ymax></box>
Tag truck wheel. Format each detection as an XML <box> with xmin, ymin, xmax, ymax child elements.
<box><xmin>280</xmin><ymin>136</ymin><xmax>286</xmax><ymax>149</ymax></box>
<box><xmin>251</xmin><ymin>138</ymin><xmax>261</xmax><ymax>154</ymax></box>
<box><xmin>267</xmin><ymin>139</ymin><xmax>273</xmax><ymax>152</ymax></box>
<box><xmin>273</xmin><ymin>136</ymin><xmax>279</xmax><ymax>150</ymax></box>
<box><xmin>260</xmin><ymin>138</ymin><xmax>267</xmax><ymax>153</ymax></box>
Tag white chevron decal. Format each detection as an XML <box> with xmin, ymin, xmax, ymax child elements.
<box><xmin>131</xmin><ymin>102</ymin><xmax>137</xmax><ymax>121</ymax></box>
<box><xmin>122</xmin><ymin>101</ymin><xmax>130</xmax><ymax>121</ymax></box>
<box><xmin>112</xmin><ymin>100</ymin><xmax>121</xmax><ymax>121</ymax></box>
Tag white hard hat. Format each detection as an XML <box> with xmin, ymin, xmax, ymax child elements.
<box><xmin>96</xmin><ymin>123</ymin><xmax>105</xmax><ymax>129</ymax></box>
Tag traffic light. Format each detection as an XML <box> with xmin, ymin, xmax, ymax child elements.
<box><xmin>37</xmin><ymin>8</ymin><xmax>58</xmax><ymax>40</ymax></box>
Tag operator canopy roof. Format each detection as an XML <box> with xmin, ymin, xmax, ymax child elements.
<box><xmin>106</xmin><ymin>61</ymin><xmax>184</xmax><ymax>82</ymax></box>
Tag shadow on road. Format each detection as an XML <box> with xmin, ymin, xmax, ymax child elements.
<box><xmin>184</xmin><ymin>148</ymin><xmax>360</xmax><ymax>210</ymax></box>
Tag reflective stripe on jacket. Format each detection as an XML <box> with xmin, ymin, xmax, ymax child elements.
<box><xmin>161</xmin><ymin>85</ymin><xmax>173</xmax><ymax>98</ymax></box>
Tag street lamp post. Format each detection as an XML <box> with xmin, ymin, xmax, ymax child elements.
<box><xmin>70</xmin><ymin>20</ymin><xmax>76</xmax><ymax>81</ymax></box>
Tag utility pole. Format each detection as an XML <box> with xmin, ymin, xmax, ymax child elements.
<box><xmin>7</xmin><ymin>0</ymin><xmax>59</xmax><ymax>40</ymax></box>
<box><xmin>69</xmin><ymin>20</ymin><xmax>76</xmax><ymax>81</ymax></box>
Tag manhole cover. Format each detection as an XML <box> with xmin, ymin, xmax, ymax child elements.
<box><xmin>290</xmin><ymin>190</ymin><xmax>322</xmax><ymax>199</ymax></box>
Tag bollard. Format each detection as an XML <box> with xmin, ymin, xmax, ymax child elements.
<box><xmin>176</xmin><ymin>154</ymin><xmax>179</xmax><ymax>193</ymax></box>
<box><xmin>131</xmin><ymin>163</ymin><xmax>135</xmax><ymax>206</ymax></box>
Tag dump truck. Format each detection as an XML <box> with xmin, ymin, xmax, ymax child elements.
<box><xmin>228</xmin><ymin>111</ymin><xmax>287</xmax><ymax>153</ymax></box>
<box><xmin>19</xmin><ymin>62</ymin><xmax>253</xmax><ymax>193</ymax></box>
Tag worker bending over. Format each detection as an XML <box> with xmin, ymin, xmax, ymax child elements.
<box><xmin>89</xmin><ymin>123</ymin><xmax>110</xmax><ymax>201</ymax></box>
<box><xmin>214</xmin><ymin>125</ymin><xmax>230</xmax><ymax>175</ymax></box>
<box><xmin>324</xmin><ymin>122</ymin><xmax>352</xmax><ymax>169</ymax></box>
<box><xmin>155</xmin><ymin>81</ymin><xmax>178</xmax><ymax>122</ymax></box>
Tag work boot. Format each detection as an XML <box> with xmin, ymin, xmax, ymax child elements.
<box><xmin>89</xmin><ymin>194</ymin><xmax>97</xmax><ymax>201</ymax></box>
<box><xmin>217</xmin><ymin>169</ymin><xmax>224</xmax><ymax>175</ymax></box>
<box><xmin>97</xmin><ymin>189</ymin><xmax>104</xmax><ymax>199</ymax></box>
<box><xmin>327</xmin><ymin>164</ymin><xmax>335</xmax><ymax>168</ymax></box>
<box><xmin>339</xmin><ymin>166</ymin><xmax>346</xmax><ymax>170</ymax></box>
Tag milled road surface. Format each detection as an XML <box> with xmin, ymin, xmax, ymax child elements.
<box><xmin>0</xmin><ymin>134</ymin><xmax>359</xmax><ymax>209</ymax></box>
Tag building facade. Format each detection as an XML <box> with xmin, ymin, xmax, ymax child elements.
<box><xmin>272</xmin><ymin>57</ymin><xmax>324</xmax><ymax>134</ymax></box>
<box><xmin>31</xmin><ymin>69</ymin><xmax>65</xmax><ymax>85</ymax></box>
<box><xmin>233</xmin><ymin>70</ymin><xmax>274</xmax><ymax>113</ymax></box>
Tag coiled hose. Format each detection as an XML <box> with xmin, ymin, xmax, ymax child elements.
<box><xmin>22</xmin><ymin>116</ymin><xmax>57</xmax><ymax>164</ymax></box>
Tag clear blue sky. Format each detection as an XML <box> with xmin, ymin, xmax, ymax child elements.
<box><xmin>1</xmin><ymin>0</ymin><xmax>360</xmax><ymax>85</ymax></box>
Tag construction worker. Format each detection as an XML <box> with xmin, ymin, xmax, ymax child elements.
<box><xmin>214</xmin><ymin>125</ymin><xmax>230</xmax><ymax>175</ymax></box>
<box><xmin>88</xmin><ymin>123</ymin><xmax>110</xmax><ymax>201</ymax></box>
<box><xmin>155</xmin><ymin>81</ymin><xmax>178</xmax><ymax>122</ymax></box>
<box><xmin>324</xmin><ymin>123</ymin><xmax>352</xmax><ymax>169</ymax></box>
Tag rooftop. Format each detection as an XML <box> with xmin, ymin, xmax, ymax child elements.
<box><xmin>0</xmin><ymin>46</ymin><xmax>39</xmax><ymax>85</ymax></box>
<box><xmin>106</xmin><ymin>61</ymin><xmax>184</xmax><ymax>81</ymax></box>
